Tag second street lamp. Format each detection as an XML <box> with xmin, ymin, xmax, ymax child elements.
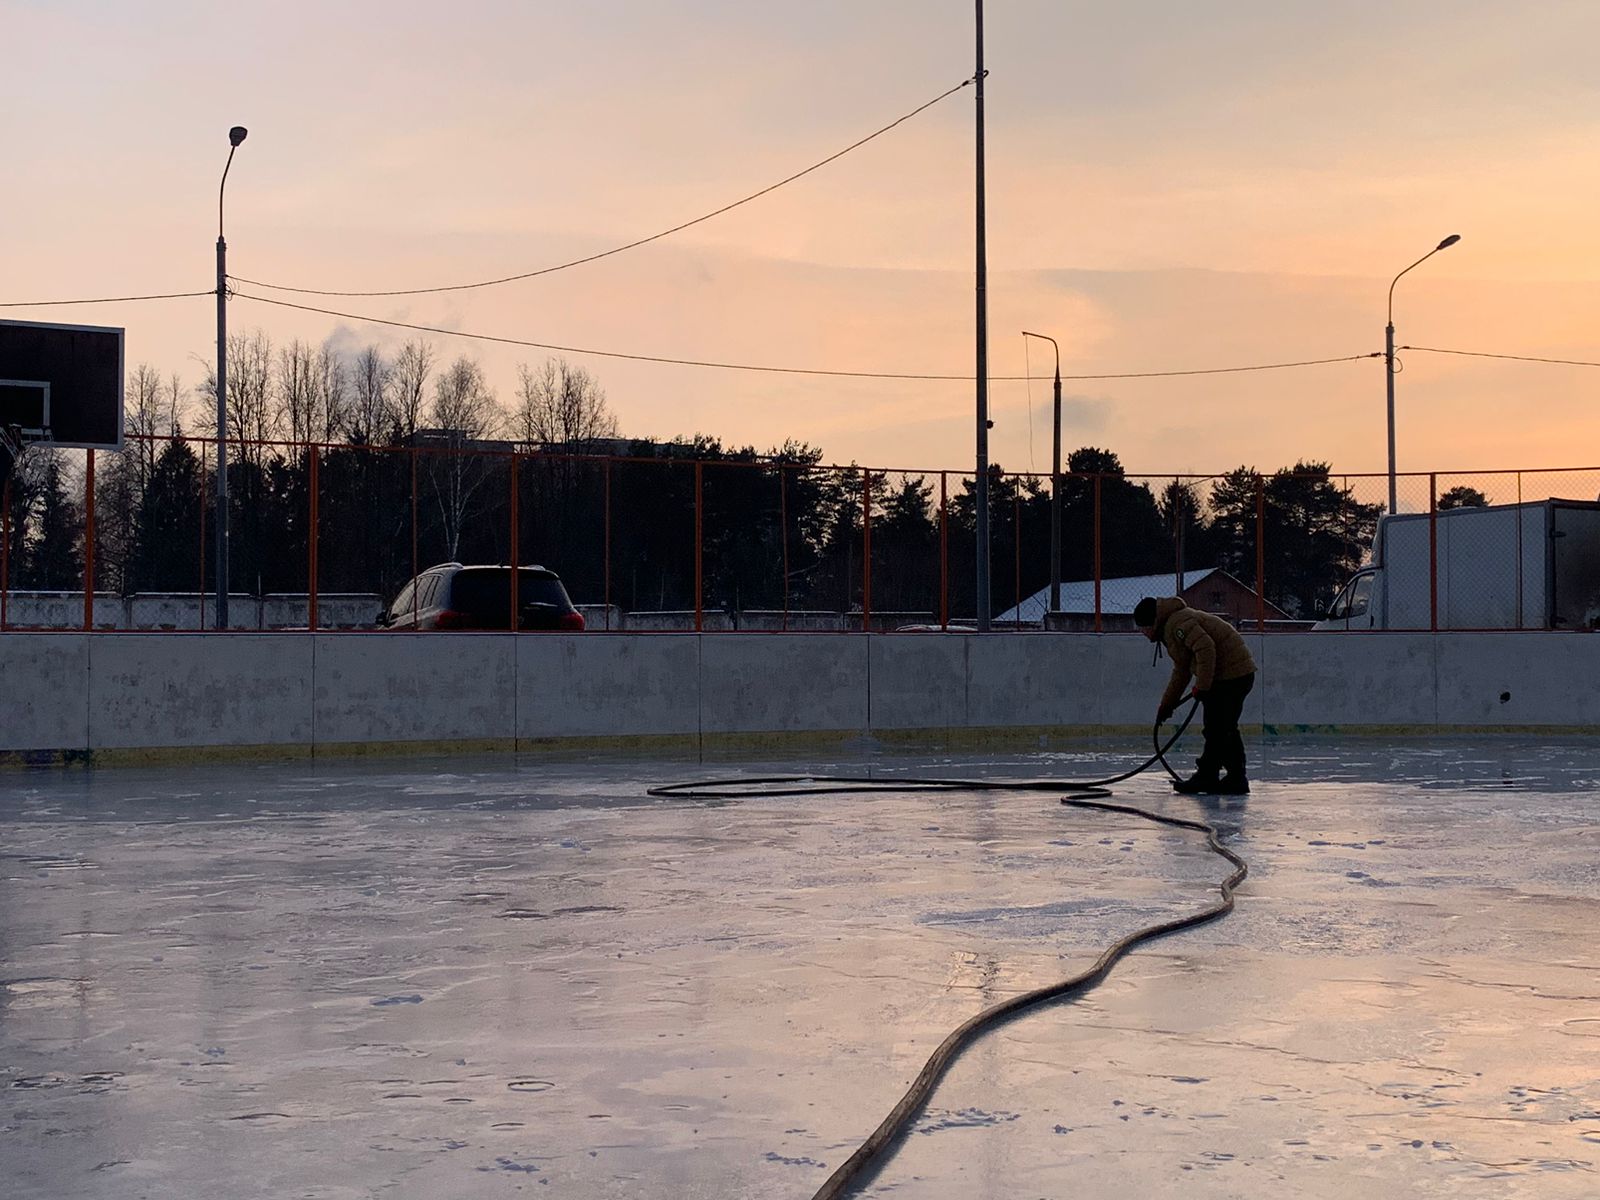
<box><xmin>1021</xmin><ymin>331</ymin><xmax>1062</xmax><ymax>617</ymax></box>
<box><xmin>1386</xmin><ymin>233</ymin><xmax>1459</xmax><ymax>515</ymax></box>
<box><xmin>215</xmin><ymin>124</ymin><xmax>248</xmax><ymax>629</ymax></box>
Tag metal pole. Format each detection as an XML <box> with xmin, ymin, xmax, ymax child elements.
<box><xmin>83</xmin><ymin>450</ymin><xmax>95</xmax><ymax>631</ymax></box>
<box><xmin>1429</xmin><ymin>472</ymin><xmax>1438</xmax><ymax>631</ymax></box>
<box><xmin>1255</xmin><ymin>475</ymin><xmax>1267</xmax><ymax>631</ymax></box>
<box><xmin>1386</xmin><ymin>234</ymin><xmax>1460</xmax><ymax>516</ymax></box>
<box><xmin>1013</xmin><ymin>490</ymin><xmax>1021</xmax><ymax>629</ymax></box>
<box><xmin>0</xmin><ymin>476</ymin><xmax>8</xmax><ymax>630</ymax></box>
<box><xmin>508</xmin><ymin>452</ymin><xmax>519</xmax><ymax>631</ymax></box>
<box><xmin>1050</xmin><ymin>365</ymin><xmax>1061</xmax><ymax>614</ymax></box>
<box><xmin>308</xmin><ymin>449</ymin><xmax>319</xmax><ymax>631</ymax></box>
<box><xmin>1092</xmin><ymin>475</ymin><xmax>1102</xmax><ymax>632</ymax></box>
<box><xmin>1385</xmin><ymin>318</ymin><xmax>1397</xmax><ymax>516</ymax></box>
<box><xmin>973</xmin><ymin>0</ymin><xmax>991</xmax><ymax>632</ymax></box>
<box><xmin>215</xmin><ymin>130</ymin><xmax>247</xmax><ymax>630</ymax></box>
<box><xmin>215</xmin><ymin>229</ymin><xmax>229</xmax><ymax>629</ymax></box>
<box><xmin>198</xmin><ymin>442</ymin><xmax>207</xmax><ymax>630</ymax></box>
<box><xmin>861</xmin><ymin>470</ymin><xmax>872</xmax><ymax>632</ymax></box>
<box><xmin>939</xmin><ymin>471</ymin><xmax>949</xmax><ymax>630</ymax></box>
<box><xmin>1515</xmin><ymin>470</ymin><xmax>1524</xmax><ymax>629</ymax></box>
<box><xmin>1021</xmin><ymin>331</ymin><xmax>1061</xmax><ymax>615</ymax></box>
<box><xmin>410</xmin><ymin>449</ymin><xmax>419</xmax><ymax>625</ymax></box>
<box><xmin>779</xmin><ymin>465</ymin><xmax>789</xmax><ymax>632</ymax></box>
<box><xmin>693</xmin><ymin>461</ymin><xmax>703</xmax><ymax>633</ymax></box>
<box><xmin>604</xmin><ymin>458</ymin><xmax>612</xmax><ymax>631</ymax></box>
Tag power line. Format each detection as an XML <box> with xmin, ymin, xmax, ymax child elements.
<box><xmin>234</xmin><ymin>289</ymin><xmax>1380</xmax><ymax>381</ymax></box>
<box><xmin>0</xmin><ymin>290</ymin><xmax>214</xmax><ymax>308</ymax></box>
<box><xmin>1402</xmin><ymin>344</ymin><xmax>1600</xmax><ymax>369</ymax></box>
<box><xmin>231</xmin><ymin>78</ymin><xmax>976</xmax><ymax>299</ymax></box>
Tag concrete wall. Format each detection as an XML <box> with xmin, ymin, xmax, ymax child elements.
<box><xmin>5</xmin><ymin>630</ymin><xmax>1600</xmax><ymax>760</ymax></box>
<box><xmin>4</xmin><ymin>591</ymin><xmax>382</xmax><ymax>631</ymax></box>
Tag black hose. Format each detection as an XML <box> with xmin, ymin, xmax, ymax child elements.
<box><xmin>808</xmin><ymin>793</ymin><xmax>1245</xmax><ymax>1200</ymax></box>
<box><xmin>645</xmin><ymin>695</ymin><xmax>1198</xmax><ymax>803</ymax></box>
<box><xmin>647</xmin><ymin>698</ymin><xmax>1249</xmax><ymax>1200</ymax></box>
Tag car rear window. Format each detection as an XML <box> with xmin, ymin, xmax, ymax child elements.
<box><xmin>448</xmin><ymin>568</ymin><xmax>571</xmax><ymax>618</ymax></box>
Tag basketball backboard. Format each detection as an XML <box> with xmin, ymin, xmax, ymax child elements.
<box><xmin>0</xmin><ymin>319</ymin><xmax>124</xmax><ymax>450</ymax></box>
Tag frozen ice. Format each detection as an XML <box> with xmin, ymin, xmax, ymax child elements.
<box><xmin>3</xmin><ymin>737</ymin><xmax>1598</xmax><ymax>1197</ymax></box>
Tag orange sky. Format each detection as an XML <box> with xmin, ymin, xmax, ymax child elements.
<box><xmin>7</xmin><ymin>0</ymin><xmax>1600</xmax><ymax>483</ymax></box>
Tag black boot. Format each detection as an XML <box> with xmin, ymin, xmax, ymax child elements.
<box><xmin>1215</xmin><ymin>773</ymin><xmax>1250</xmax><ymax>795</ymax></box>
<box><xmin>1173</xmin><ymin>772</ymin><xmax>1221</xmax><ymax>795</ymax></box>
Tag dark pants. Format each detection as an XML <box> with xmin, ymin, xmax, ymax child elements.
<box><xmin>1196</xmin><ymin>672</ymin><xmax>1254</xmax><ymax>781</ymax></box>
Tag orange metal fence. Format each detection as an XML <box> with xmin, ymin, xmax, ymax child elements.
<box><xmin>2</xmin><ymin>436</ymin><xmax>1598</xmax><ymax>632</ymax></box>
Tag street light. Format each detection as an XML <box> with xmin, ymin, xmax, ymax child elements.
<box><xmin>1386</xmin><ymin>233</ymin><xmax>1459</xmax><ymax>514</ymax></box>
<box><xmin>1021</xmin><ymin>331</ymin><xmax>1061</xmax><ymax>618</ymax></box>
<box><xmin>215</xmin><ymin>125</ymin><xmax>247</xmax><ymax>629</ymax></box>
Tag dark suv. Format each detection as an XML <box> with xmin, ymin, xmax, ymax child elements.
<box><xmin>378</xmin><ymin>564</ymin><xmax>586</xmax><ymax>631</ymax></box>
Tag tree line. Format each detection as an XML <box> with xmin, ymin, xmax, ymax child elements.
<box><xmin>3</xmin><ymin>329</ymin><xmax>1402</xmax><ymax>619</ymax></box>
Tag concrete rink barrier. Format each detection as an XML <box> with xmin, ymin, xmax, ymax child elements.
<box><xmin>3</xmin><ymin>630</ymin><xmax>1600</xmax><ymax>762</ymax></box>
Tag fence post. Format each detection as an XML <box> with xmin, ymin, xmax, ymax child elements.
<box><xmin>308</xmin><ymin>449</ymin><xmax>319</xmax><ymax>632</ymax></box>
<box><xmin>1013</xmin><ymin>490</ymin><xmax>1022</xmax><ymax>629</ymax></box>
<box><xmin>1429</xmin><ymin>472</ymin><xmax>1438</xmax><ymax>632</ymax></box>
<box><xmin>410</xmin><ymin>448</ymin><xmax>419</xmax><ymax>626</ymax></box>
<box><xmin>694</xmin><ymin>460</ymin><xmax>703</xmax><ymax>633</ymax></box>
<box><xmin>1515</xmin><ymin>470</ymin><xmax>1524</xmax><ymax>629</ymax></box>
<box><xmin>1254</xmin><ymin>474</ymin><xmax>1266</xmax><ymax>631</ymax></box>
<box><xmin>1093</xmin><ymin>474</ymin><xmax>1103</xmax><ymax>632</ymax></box>
<box><xmin>1</xmin><ymin>476</ymin><xmax>9</xmax><ymax>631</ymax></box>
<box><xmin>1172</xmin><ymin>476</ymin><xmax>1182</xmax><ymax>594</ymax></box>
<box><xmin>861</xmin><ymin>469</ymin><xmax>872</xmax><ymax>632</ymax></box>
<box><xmin>939</xmin><ymin>471</ymin><xmax>949</xmax><ymax>630</ymax></box>
<box><xmin>779</xmin><ymin>464</ymin><xmax>789</xmax><ymax>632</ymax></box>
<box><xmin>83</xmin><ymin>449</ymin><xmax>96</xmax><ymax>631</ymax></box>
<box><xmin>198</xmin><ymin>442</ymin><xmax>207</xmax><ymax>630</ymax></box>
<box><xmin>603</xmin><ymin>457</ymin><xmax>612</xmax><ymax>631</ymax></box>
<box><xmin>508</xmin><ymin>451</ymin><xmax>520</xmax><ymax>632</ymax></box>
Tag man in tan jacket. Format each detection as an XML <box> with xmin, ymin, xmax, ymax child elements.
<box><xmin>1133</xmin><ymin>596</ymin><xmax>1257</xmax><ymax>795</ymax></box>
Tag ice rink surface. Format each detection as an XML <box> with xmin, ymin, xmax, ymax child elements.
<box><xmin>3</xmin><ymin>737</ymin><xmax>1599</xmax><ymax>1198</ymax></box>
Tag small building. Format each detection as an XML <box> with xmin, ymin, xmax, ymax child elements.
<box><xmin>993</xmin><ymin>567</ymin><xmax>1292</xmax><ymax>631</ymax></box>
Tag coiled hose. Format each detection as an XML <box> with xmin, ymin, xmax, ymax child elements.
<box><xmin>647</xmin><ymin>697</ymin><xmax>1248</xmax><ymax>1200</ymax></box>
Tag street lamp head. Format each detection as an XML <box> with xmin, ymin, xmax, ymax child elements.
<box><xmin>229</xmin><ymin>126</ymin><xmax>248</xmax><ymax>148</ymax></box>
<box><xmin>1436</xmin><ymin>233</ymin><xmax>1460</xmax><ymax>250</ymax></box>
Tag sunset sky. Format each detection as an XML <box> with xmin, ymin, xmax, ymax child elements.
<box><xmin>7</xmin><ymin>0</ymin><xmax>1600</xmax><ymax>488</ymax></box>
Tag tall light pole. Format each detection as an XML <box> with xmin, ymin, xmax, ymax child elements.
<box><xmin>973</xmin><ymin>0</ymin><xmax>991</xmax><ymax>631</ymax></box>
<box><xmin>216</xmin><ymin>125</ymin><xmax>247</xmax><ymax>629</ymax></box>
<box><xmin>1386</xmin><ymin>233</ymin><xmax>1459</xmax><ymax>514</ymax></box>
<box><xmin>1022</xmin><ymin>331</ymin><xmax>1061</xmax><ymax>616</ymax></box>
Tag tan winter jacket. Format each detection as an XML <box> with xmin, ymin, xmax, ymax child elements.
<box><xmin>1153</xmin><ymin>597</ymin><xmax>1256</xmax><ymax>712</ymax></box>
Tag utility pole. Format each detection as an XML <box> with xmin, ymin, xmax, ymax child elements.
<box><xmin>974</xmin><ymin>0</ymin><xmax>991</xmax><ymax>631</ymax></box>
<box><xmin>216</xmin><ymin>125</ymin><xmax>248</xmax><ymax>628</ymax></box>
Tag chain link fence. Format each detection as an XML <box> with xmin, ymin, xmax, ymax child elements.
<box><xmin>3</xmin><ymin>440</ymin><xmax>1598</xmax><ymax>632</ymax></box>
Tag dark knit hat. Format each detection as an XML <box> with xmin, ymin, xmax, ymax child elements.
<box><xmin>1133</xmin><ymin>596</ymin><xmax>1159</xmax><ymax>628</ymax></box>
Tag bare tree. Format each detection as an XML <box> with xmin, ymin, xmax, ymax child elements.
<box><xmin>311</xmin><ymin>342</ymin><xmax>348</xmax><ymax>444</ymax></box>
<box><xmin>202</xmin><ymin>329</ymin><xmax>277</xmax><ymax>468</ymax></box>
<box><xmin>125</xmin><ymin>364</ymin><xmax>165</xmax><ymax>489</ymax></box>
<box><xmin>165</xmin><ymin>373</ymin><xmax>189</xmax><ymax>435</ymax></box>
<box><xmin>426</xmin><ymin>356</ymin><xmax>502</xmax><ymax>559</ymax></box>
<box><xmin>348</xmin><ymin>345</ymin><xmax>392</xmax><ymax>445</ymax></box>
<box><xmin>277</xmin><ymin>339</ymin><xmax>317</xmax><ymax>446</ymax></box>
<box><xmin>391</xmin><ymin>339</ymin><xmax>434</xmax><ymax>442</ymax></box>
<box><xmin>512</xmin><ymin>357</ymin><xmax>617</xmax><ymax>449</ymax></box>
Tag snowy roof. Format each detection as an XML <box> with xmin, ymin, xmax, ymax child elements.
<box><xmin>993</xmin><ymin>568</ymin><xmax>1221</xmax><ymax>625</ymax></box>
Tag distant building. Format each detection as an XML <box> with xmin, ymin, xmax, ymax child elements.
<box><xmin>993</xmin><ymin>567</ymin><xmax>1292</xmax><ymax>630</ymax></box>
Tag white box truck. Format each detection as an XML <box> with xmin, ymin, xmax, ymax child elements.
<box><xmin>1313</xmin><ymin>498</ymin><xmax>1600</xmax><ymax>631</ymax></box>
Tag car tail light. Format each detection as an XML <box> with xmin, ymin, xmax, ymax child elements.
<box><xmin>435</xmin><ymin>609</ymin><xmax>473</xmax><ymax>629</ymax></box>
<box><xmin>559</xmin><ymin>611</ymin><xmax>586</xmax><ymax>632</ymax></box>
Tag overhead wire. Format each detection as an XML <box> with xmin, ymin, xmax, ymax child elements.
<box><xmin>1401</xmin><ymin>344</ymin><xmax>1600</xmax><ymax>369</ymax></box>
<box><xmin>0</xmin><ymin>290</ymin><xmax>214</xmax><ymax>308</ymax></box>
<box><xmin>229</xmin><ymin>78</ymin><xmax>977</xmax><ymax>299</ymax></box>
<box><xmin>231</xmin><ymin>289</ymin><xmax>1379</xmax><ymax>381</ymax></box>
